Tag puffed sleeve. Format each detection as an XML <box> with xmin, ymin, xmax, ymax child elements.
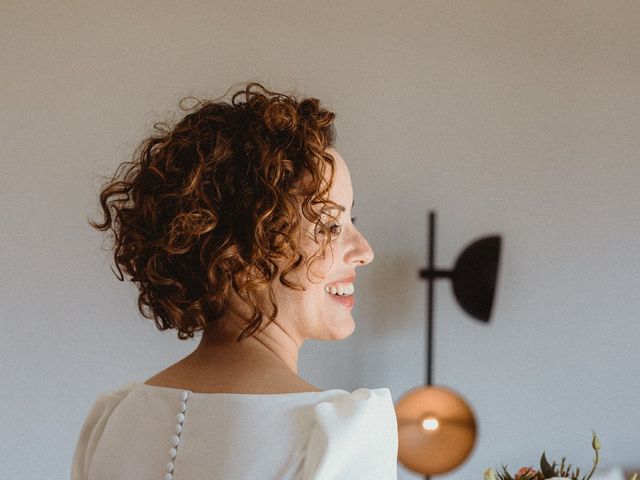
<box><xmin>70</xmin><ymin>382</ymin><xmax>138</xmax><ymax>480</ymax></box>
<box><xmin>300</xmin><ymin>387</ymin><xmax>399</xmax><ymax>480</ymax></box>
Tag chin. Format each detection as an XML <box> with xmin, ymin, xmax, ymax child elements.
<box><xmin>327</xmin><ymin>318</ymin><xmax>356</xmax><ymax>340</ymax></box>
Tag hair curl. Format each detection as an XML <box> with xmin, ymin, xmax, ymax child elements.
<box><xmin>89</xmin><ymin>82</ymin><xmax>342</xmax><ymax>341</ymax></box>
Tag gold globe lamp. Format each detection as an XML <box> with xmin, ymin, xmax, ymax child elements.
<box><xmin>396</xmin><ymin>211</ymin><xmax>501</xmax><ymax>479</ymax></box>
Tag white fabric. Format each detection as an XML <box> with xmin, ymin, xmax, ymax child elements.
<box><xmin>591</xmin><ymin>467</ymin><xmax>626</xmax><ymax>480</ymax></box>
<box><xmin>71</xmin><ymin>382</ymin><xmax>398</xmax><ymax>479</ymax></box>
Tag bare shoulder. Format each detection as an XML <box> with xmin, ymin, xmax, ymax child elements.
<box><xmin>144</xmin><ymin>363</ymin><xmax>322</xmax><ymax>394</ymax></box>
<box><xmin>277</xmin><ymin>376</ymin><xmax>323</xmax><ymax>393</ymax></box>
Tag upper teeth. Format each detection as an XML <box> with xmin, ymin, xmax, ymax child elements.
<box><xmin>325</xmin><ymin>283</ymin><xmax>355</xmax><ymax>296</ymax></box>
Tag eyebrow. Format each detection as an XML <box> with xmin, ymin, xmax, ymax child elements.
<box><xmin>335</xmin><ymin>199</ymin><xmax>355</xmax><ymax>212</ymax></box>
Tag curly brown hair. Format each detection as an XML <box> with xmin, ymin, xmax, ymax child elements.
<box><xmin>89</xmin><ymin>82</ymin><xmax>342</xmax><ymax>341</ymax></box>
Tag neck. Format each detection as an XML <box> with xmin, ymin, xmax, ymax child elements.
<box><xmin>194</xmin><ymin>315</ymin><xmax>302</xmax><ymax>375</ymax></box>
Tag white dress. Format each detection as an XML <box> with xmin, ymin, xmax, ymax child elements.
<box><xmin>71</xmin><ymin>382</ymin><xmax>399</xmax><ymax>479</ymax></box>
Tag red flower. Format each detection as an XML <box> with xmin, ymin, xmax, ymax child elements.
<box><xmin>515</xmin><ymin>466</ymin><xmax>541</xmax><ymax>480</ymax></box>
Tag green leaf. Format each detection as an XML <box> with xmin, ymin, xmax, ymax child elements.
<box><xmin>540</xmin><ymin>451</ymin><xmax>557</xmax><ymax>478</ymax></box>
<box><xmin>499</xmin><ymin>464</ymin><xmax>515</xmax><ymax>480</ymax></box>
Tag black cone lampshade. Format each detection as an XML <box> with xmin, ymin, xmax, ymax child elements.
<box><xmin>451</xmin><ymin>236</ymin><xmax>501</xmax><ymax>322</ymax></box>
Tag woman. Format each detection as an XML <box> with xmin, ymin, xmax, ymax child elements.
<box><xmin>71</xmin><ymin>83</ymin><xmax>398</xmax><ymax>479</ymax></box>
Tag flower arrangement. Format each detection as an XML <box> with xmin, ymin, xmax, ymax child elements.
<box><xmin>483</xmin><ymin>432</ymin><xmax>638</xmax><ymax>480</ymax></box>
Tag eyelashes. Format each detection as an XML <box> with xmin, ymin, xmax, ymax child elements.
<box><xmin>325</xmin><ymin>216</ymin><xmax>358</xmax><ymax>236</ymax></box>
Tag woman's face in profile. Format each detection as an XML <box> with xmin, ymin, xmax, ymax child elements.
<box><xmin>270</xmin><ymin>147</ymin><xmax>375</xmax><ymax>342</ymax></box>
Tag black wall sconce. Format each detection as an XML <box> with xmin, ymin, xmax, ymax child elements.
<box><xmin>395</xmin><ymin>211</ymin><xmax>502</xmax><ymax>479</ymax></box>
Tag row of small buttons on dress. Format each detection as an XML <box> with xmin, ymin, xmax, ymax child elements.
<box><xmin>164</xmin><ymin>390</ymin><xmax>190</xmax><ymax>480</ymax></box>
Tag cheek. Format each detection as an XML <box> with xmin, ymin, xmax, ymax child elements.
<box><xmin>281</xmin><ymin>272</ymin><xmax>324</xmax><ymax>305</ymax></box>
<box><xmin>302</xmin><ymin>249</ymin><xmax>334</xmax><ymax>283</ymax></box>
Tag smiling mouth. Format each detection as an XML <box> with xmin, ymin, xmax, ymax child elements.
<box><xmin>327</xmin><ymin>292</ymin><xmax>354</xmax><ymax>308</ymax></box>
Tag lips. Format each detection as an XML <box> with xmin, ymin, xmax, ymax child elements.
<box><xmin>326</xmin><ymin>275</ymin><xmax>356</xmax><ymax>288</ymax></box>
<box><xmin>328</xmin><ymin>292</ymin><xmax>355</xmax><ymax>308</ymax></box>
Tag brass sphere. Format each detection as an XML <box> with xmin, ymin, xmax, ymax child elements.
<box><xmin>395</xmin><ymin>385</ymin><xmax>477</xmax><ymax>475</ymax></box>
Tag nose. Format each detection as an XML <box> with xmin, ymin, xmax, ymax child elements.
<box><xmin>348</xmin><ymin>228</ymin><xmax>374</xmax><ymax>266</ymax></box>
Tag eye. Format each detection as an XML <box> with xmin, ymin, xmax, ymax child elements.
<box><xmin>327</xmin><ymin>217</ymin><xmax>357</xmax><ymax>236</ymax></box>
<box><xmin>315</xmin><ymin>216</ymin><xmax>358</xmax><ymax>237</ymax></box>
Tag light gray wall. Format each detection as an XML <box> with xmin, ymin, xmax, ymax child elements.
<box><xmin>2</xmin><ymin>1</ymin><xmax>639</xmax><ymax>478</ymax></box>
